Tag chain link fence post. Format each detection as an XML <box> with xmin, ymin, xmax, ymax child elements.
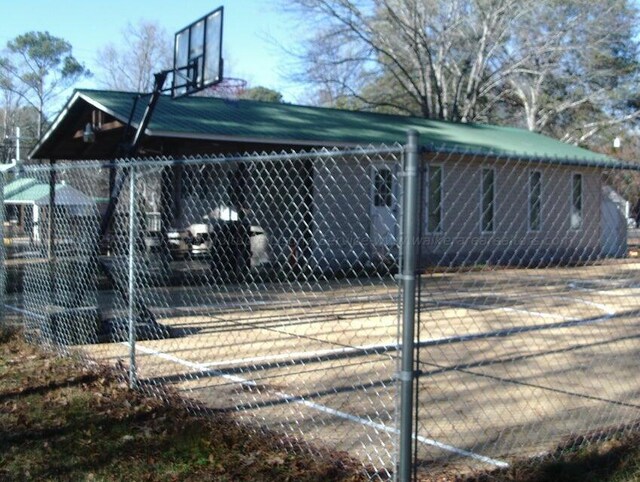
<box><xmin>128</xmin><ymin>164</ymin><xmax>138</xmax><ymax>388</ymax></box>
<box><xmin>398</xmin><ymin>130</ymin><xmax>420</xmax><ymax>481</ymax></box>
<box><xmin>0</xmin><ymin>170</ymin><xmax>5</xmax><ymax>327</ymax></box>
<box><xmin>46</xmin><ymin>160</ymin><xmax>57</xmax><ymax>344</ymax></box>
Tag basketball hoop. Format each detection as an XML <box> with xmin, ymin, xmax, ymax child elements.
<box><xmin>194</xmin><ymin>77</ymin><xmax>248</xmax><ymax>99</ymax></box>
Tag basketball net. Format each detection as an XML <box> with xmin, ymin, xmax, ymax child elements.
<box><xmin>194</xmin><ymin>78</ymin><xmax>248</xmax><ymax>99</ymax></box>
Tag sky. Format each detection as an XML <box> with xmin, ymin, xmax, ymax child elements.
<box><xmin>0</xmin><ymin>0</ymin><xmax>304</xmax><ymax>107</ymax></box>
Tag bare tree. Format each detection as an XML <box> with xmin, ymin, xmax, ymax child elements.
<box><xmin>286</xmin><ymin>0</ymin><xmax>640</xmax><ymax>142</ymax></box>
<box><xmin>96</xmin><ymin>20</ymin><xmax>172</xmax><ymax>92</ymax></box>
<box><xmin>0</xmin><ymin>89</ymin><xmax>39</xmax><ymax>161</ymax></box>
<box><xmin>502</xmin><ymin>0</ymin><xmax>640</xmax><ymax>143</ymax></box>
<box><xmin>287</xmin><ymin>0</ymin><xmax>528</xmax><ymax>120</ymax></box>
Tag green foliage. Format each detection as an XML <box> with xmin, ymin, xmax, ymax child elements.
<box><xmin>0</xmin><ymin>31</ymin><xmax>90</xmax><ymax>139</ymax></box>
<box><xmin>238</xmin><ymin>86</ymin><xmax>285</xmax><ymax>103</ymax></box>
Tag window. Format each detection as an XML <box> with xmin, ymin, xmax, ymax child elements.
<box><xmin>571</xmin><ymin>173</ymin><xmax>583</xmax><ymax>229</ymax></box>
<box><xmin>374</xmin><ymin>167</ymin><xmax>393</xmax><ymax>207</ymax></box>
<box><xmin>529</xmin><ymin>171</ymin><xmax>542</xmax><ymax>231</ymax></box>
<box><xmin>481</xmin><ymin>168</ymin><xmax>495</xmax><ymax>232</ymax></box>
<box><xmin>427</xmin><ymin>165</ymin><xmax>443</xmax><ymax>232</ymax></box>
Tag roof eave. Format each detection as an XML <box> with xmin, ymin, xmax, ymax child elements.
<box><xmin>29</xmin><ymin>90</ymin><xmax>83</xmax><ymax>160</ymax></box>
<box><xmin>421</xmin><ymin>143</ymin><xmax>627</xmax><ymax>170</ymax></box>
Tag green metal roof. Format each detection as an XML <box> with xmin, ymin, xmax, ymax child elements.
<box><xmin>6</xmin><ymin>183</ymin><xmax>52</xmax><ymax>203</ymax></box>
<box><xmin>4</xmin><ymin>179</ymin><xmax>94</xmax><ymax>205</ymax></box>
<box><xmin>4</xmin><ymin>178</ymin><xmax>39</xmax><ymax>199</ymax></box>
<box><xmin>41</xmin><ymin>88</ymin><xmax>619</xmax><ymax>166</ymax></box>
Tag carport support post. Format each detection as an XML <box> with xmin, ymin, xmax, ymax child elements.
<box><xmin>398</xmin><ymin>130</ymin><xmax>420</xmax><ymax>482</ymax></box>
<box><xmin>128</xmin><ymin>164</ymin><xmax>138</xmax><ymax>389</ymax></box>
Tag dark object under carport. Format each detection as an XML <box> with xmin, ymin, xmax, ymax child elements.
<box><xmin>209</xmin><ymin>219</ymin><xmax>251</xmax><ymax>283</ymax></box>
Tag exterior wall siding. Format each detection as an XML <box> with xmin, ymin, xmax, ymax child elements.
<box><xmin>177</xmin><ymin>153</ymin><xmax>613</xmax><ymax>274</ymax></box>
<box><xmin>419</xmin><ymin>154</ymin><xmax>604</xmax><ymax>267</ymax></box>
<box><xmin>311</xmin><ymin>155</ymin><xmax>374</xmax><ymax>272</ymax></box>
<box><xmin>309</xmin><ymin>152</ymin><xmax>610</xmax><ymax>273</ymax></box>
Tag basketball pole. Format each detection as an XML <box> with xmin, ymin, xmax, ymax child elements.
<box><xmin>96</xmin><ymin>70</ymin><xmax>173</xmax><ymax>337</ymax></box>
<box><xmin>129</xmin><ymin>71</ymin><xmax>169</xmax><ymax>156</ymax></box>
<box><xmin>99</xmin><ymin>70</ymin><xmax>169</xmax><ymax>240</ymax></box>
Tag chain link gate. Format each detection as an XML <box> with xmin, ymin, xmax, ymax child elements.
<box><xmin>4</xmin><ymin>145</ymin><xmax>410</xmax><ymax>480</ymax></box>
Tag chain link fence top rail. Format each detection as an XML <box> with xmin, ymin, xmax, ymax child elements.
<box><xmin>3</xmin><ymin>146</ymin><xmax>405</xmax><ymax>480</ymax></box>
<box><xmin>4</xmin><ymin>142</ymin><xmax>640</xmax><ymax>480</ymax></box>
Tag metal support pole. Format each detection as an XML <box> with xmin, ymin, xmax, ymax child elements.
<box><xmin>0</xmin><ymin>171</ymin><xmax>5</xmax><ymax>325</ymax></box>
<box><xmin>129</xmin><ymin>71</ymin><xmax>168</xmax><ymax>154</ymax></box>
<box><xmin>15</xmin><ymin>126</ymin><xmax>20</xmax><ymax>162</ymax></box>
<box><xmin>398</xmin><ymin>130</ymin><xmax>420</xmax><ymax>482</ymax></box>
<box><xmin>48</xmin><ymin>159</ymin><xmax>57</xmax><ymax>260</ymax></box>
<box><xmin>128</xmin><ymin>165</ymin><xmax>138</xmax><ymax>388</ymax></box>
<box><xmin>47</xmin><ymin>159</ymin><xmax>57</xmax><ymax>343</ymax></box>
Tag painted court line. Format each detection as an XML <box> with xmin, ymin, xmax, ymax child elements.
<box><xmin>435</xmin><ymin>294</ymin><xmax>616</xmax><ymax>320</ymax></box>
<box><xmin>128</xmin><ymin>342</ymin><xmax>508</xmax><ymax>468</ymax></box>
<box><xmin>204</xmin><ymin>296</ymin><xmax>615</xmax><ymax>370</ymax></box>
<box><xmin>155</xmin><ymin>293</ymin><xmax>396</xmax><ymax>316</ymax></box>
<box><xmin>434</xmin><ymin>299</ymin><xmax>569</xmax><ymax>320</ymax></box>
<box><xmin>200</xmin><ymin>342</ymin><xmax>398</xmax><ymax>368</ymax></box>
<box><xmin>4</xmin><ymin>303</ymin><xmax>46</xmax><ymax>319</ymax></box>
<box><xmin>568</xmin><ymin>280</ymin><xmax>640</xmax><ymax>297</ymax></box>
<box><xmin>567</xmin><ymin>298</ymin><xmax>616</xmax><ymax>316</ymax></box>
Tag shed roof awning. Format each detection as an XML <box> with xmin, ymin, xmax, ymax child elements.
<box><xmin>34</xmin><ymin>184</ymin><xmax>95</xmax><ymax>206</ymax></box>
<box><xmin>31</xmin><ymin>88</ymin><xmax>622</xmax><ymax>168</ymax></box>
<box><xmin>4</xmin><ymin>178</ymin><xmax>39</xmax><ymax>199</ymax></box>
<box><xmin>4</xmin><ymin>179</ymin><xmax>94</xmax><ymax>206</ymax></box>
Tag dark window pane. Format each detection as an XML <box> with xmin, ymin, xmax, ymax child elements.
<box><xmin>571</xmin><ymin>173</ymin><xmax>582</xmax><ymax>229</ymax></box>
<box><xmin>428</xmin><ymin>165</ymin><xmax>442</xmax><ymax>232</ymax></box>
<box><xmin>529</xmin><ymin>171</ymin><xmax>541</xmax><ymax>231</ymax></box>
<box><xmin>482</xmin><ymin>168</ymin><xmax>494</xmax><ymax>232</ymax></box>
<box><xmin>374</xmin><ymin>168</ymin><xmax>393</xmax><ymax>207</ymax></box>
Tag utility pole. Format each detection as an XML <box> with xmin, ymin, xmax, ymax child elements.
<box><xmin>2</xmin><ymin>126</ymin><xmax>21</xmax><ymax>163</ymax></box>
<box><xmin>15</xmin><ymin>127</ymin><xmax>20</xmax><ymax>162</ymax></box>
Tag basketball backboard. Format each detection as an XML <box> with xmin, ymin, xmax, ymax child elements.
<box><xmin>172</xmin><ymin>6</ymin><xmax>224</xmax><ymax>98</ymax></box>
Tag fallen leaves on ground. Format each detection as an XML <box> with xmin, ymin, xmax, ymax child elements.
<box><xmin>0</xmin><ymin>329</ymin><xmax>372</xmax><ymax>482</ymax></box>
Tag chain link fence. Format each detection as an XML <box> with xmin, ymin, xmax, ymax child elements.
<box><xmin>411</xmin><ymin>148</ymin><xmax>640</xmax><ymax>477</ymax></box>
<box><xmin>2</xmin><ymin>139</ymin><xmax>640</xmax><ymax>480</ymax></box>
<box><xmin>2</xmin><ymin>146</ymin><xmax>405</xmax><ymax>479</ymax></box>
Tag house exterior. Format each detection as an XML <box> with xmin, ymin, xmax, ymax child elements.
<box><xmin>28</xmin><ymin>89</ymin><xmax>633</xmax><ymax>272</ymax></box>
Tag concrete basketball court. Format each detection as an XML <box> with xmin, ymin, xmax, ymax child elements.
<box><xmin>77</xmin><ymin>259</ymin><xmax>640</xmax><ymax>474</ymax></box>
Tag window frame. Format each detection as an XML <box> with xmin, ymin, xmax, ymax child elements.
<box><xmin>528</xmin><ymin>170</ymin><xmax>542</xmax><ymax>232</ymax></box>
<box><xmin>480</xmin><ymin>167</ymin><xmax>496</xmax><ymax>233</ymax></box>
<box><xmin>570</xmin><ymin>172</ymin><xmax>583</xmax><ymax>230</ymax></box>
<box><xmin>425</xmin><ymin>164</ymin><xmax>444</xmax><ymax>233</ymax></box>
